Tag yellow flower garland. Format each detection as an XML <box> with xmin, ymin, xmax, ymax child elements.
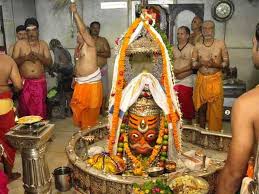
<box><xmin>143</xmin><ymin>22</ymin><xmax>181</xmax><ymax>152</ymax></box>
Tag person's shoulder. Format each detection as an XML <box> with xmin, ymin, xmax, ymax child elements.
<box><xmin>15</xmin><ymin>39</ymin><xmax>27</xmax><ymax>46</ymax></box>
<box><xmin>99</xmin><ymin>36</ymin><xmax>109</xmax><ymax>42</ymax></box>
<box><xmin>39</xmin><ymin>40</ymin><xmax>49</xmax><ymax>47</ymax></box>
<box><xmin>215</xmin><ymin>39</ymin><xmax>226</xmax><ymax>47</ymax></box>
<box><xmin>0</xmin><ymin>54</ymin><xmax>16</xmax><ymax>65</ymax></box>
<box><xmin>234</xmin><ymin>87</ymin><xmax>259</xmax><ymax>112</ymax></box>
<box><xmin>194</xmin><ymin>42</ymin><xmax>202</xmax><ymax>49</ymax></box>
<box><xmin>187</xmin><ymin>43</ymin><xmax>194</xmax><ymax>49</ymax></box>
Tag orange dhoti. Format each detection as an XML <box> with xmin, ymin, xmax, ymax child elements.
<box><xmin>70</xmin><ymin>81</ymin><xmax>103</xmax><ymax>129</ymax></box>
<box><xmin>193</xmin><ymin>71</ymin><xmax>223</xmax><ymax>131</ymax></box>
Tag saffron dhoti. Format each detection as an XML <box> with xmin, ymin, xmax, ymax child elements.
<box><xmin>18</xmin><ymin>76</ymin><xmax>47</xmax><ymax>119</ymax></box>
<box><xmin>0</xmin><ymin>91</ymin><xmax>16</xmax><ymax>168</ymax></box>
<box><xmin>70</xmin><ymin>69</ymin><xmax>103</xmax><ymax>128</ymax></box>
<box><xmin>193</xmin><ymin>71</ymin><xmax>223</xmax><ymax>131</ymax></box>
<box><xmin>174</xmin><ymin>75</ymin><xmax>195</xmax><ymax>120</ymax></box>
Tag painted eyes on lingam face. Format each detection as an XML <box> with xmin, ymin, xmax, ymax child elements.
<box><xmin>129</xmin><ymin>129</ymin><xmax>158</xmax><ymax>144</ymax></box>
<box><xmin>129</xmin><ymin>129</ymin><xmax>158</xmax><ymax>155</ymax></box>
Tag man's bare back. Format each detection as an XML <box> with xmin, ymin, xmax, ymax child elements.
<box><xmin>12</xmin><ymin>39</ymin><xmax>52</xmax><ymax>79</ymax></box>
<box><xmin>217</xmin><ymin>86</ymin><xmax>259</xmax><ymax>193</ymax></box>
<box><xmin>0</xmin><ymin>54</ymin><xmax>22</xmax><ymax>93</ymax></box>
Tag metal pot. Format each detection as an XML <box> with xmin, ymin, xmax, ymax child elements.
<box><xmin>53</xmin><ymin>166</ymin><xmax>73</xmax><ymax>192</ymax></box>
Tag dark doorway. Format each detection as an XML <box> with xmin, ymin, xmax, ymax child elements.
<box><xmin>0</xmin><ymin>6</ymin><xmax>7</xmax><ymax>54</ymax></box>
<box><xmin>169</xmin><ymin>4</ymin><xmax>204</xmax><ymax>44</ymax></box>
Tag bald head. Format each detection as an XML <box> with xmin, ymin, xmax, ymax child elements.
<box><xmin>203</xmin><ymin>20</ymin><xmax>215</xmax><ymax>29</ymax></box>
<box><xmin>202</xmin><ymin>20</ymin><xmax>215</xmax><ymax>40</ymax></box>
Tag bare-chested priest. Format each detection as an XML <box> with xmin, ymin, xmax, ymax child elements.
<box><xmin>192</xmin><ymin>20</ymin><xmax>229</xmax><ymax>131</ymax></box>
<box><xmin>70</xmin><ymin>3</ymin><xmax>103</xmax><ymax>129</ymax></box>
<box><xmin>12</xmin><ymin>18</ymin><xmax>52</xmax><ymax>119</ymax></box>
<box><xmin>173</xmin><ymin>26</ymin><xmax>195</xmax><ymax>123</ymax></box>
<box><xmin>90</xmin><ymin>21</ymin><xmax>111</xmax><ymax>115</ymax></box>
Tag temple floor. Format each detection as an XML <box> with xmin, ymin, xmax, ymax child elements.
<box><xmin>7</xmin><ymin>117</ymin><xmax>231</xmax><ymax>193</ymax></box>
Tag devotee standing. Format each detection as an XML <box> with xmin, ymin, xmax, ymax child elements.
<box><xmin>90</xmin><ymin>21</ymin><xmax>111</xmax><ymax>115</ymax></box>
<box><xmin>173</xmin><ymin>26</ymin><xmax>195</xmax><ymax>123</ymax></box>
<box><xmin>0</xmin><ymin>54</ymin><xmax>22</xmax><ymax>181</ymax></box>
<box><xmin>8</xmin><ymin>25</ymin><xmax>27</xmax><ymax>56</ymax></box>
<box><xmin>253</xmin><ymin>23</ymin><xmax>259</xmax><ymax>68</ymax></box>
<box><xmin>12</xmin><ymin>18</ymin><xmax>52</xmax><ymax>119</ymax></box>
<box><xmin>192</xmin><ymin>20</ymin><xmax>229</xmax><ymax>131</ymax></box>
<box><xmin>189</xmin><ymin>16</ymin><xmax>203</xmax><ymax>46</ymax></box>
<box><xmin>49</xmin><ymin>39</ymin><xmax>73</xmax><ymax>118</ymax></box>
<box><xmin>70</xmin><ymin>3</ymin><xmax>103</xmax><ymax>128</ymax></box>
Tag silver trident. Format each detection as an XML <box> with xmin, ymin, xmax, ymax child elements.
<box><xmin>70</xmin><ymin>0</ymin><xmax>75</xmax><ymax>38</ymax></box>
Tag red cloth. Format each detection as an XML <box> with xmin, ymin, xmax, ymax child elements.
<box><xmin>18</xmin><ymin>76</ymin><xmax>47</xmax><ymax>119</ymax></box>
<box><xmin>0</xmin><ymin>170</ymin><xmax>8</xmax><ymax>194</ymax></box>
<box><xmin>0</xmin><ymin>92</ymin><xmax>12</xmax><ymax>99</ymax></box>
<box><xmin>0</xmin><ymin>91</ymin><xmax>16</xmax><ymax>168</ymax></box>
<box><xmin>174</xmin><ymin>85</ymin><xmax>195</xmax><ymax>120</ymax></box>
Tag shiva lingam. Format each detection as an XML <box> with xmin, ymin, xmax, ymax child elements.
<box><xmin>66</xmin><ymin>10</ymin><xmax>225</xmax><ymax>194</ymax></box>
<box><xmin>114</xmin><ymin>88</ymin><xmax>172</xmax><ymax>175</ymax></box>
<box><xmin>6</xmin><ymin>120</ymin><xmax>54</xmax><ymax>194</ymax></box>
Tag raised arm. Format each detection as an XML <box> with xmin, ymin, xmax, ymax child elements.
<box><xmin>70</xmin><ymin>3</ymin><xmax>95</xmax><ymax>47</ymax></box>
<box><xmin>216</xmin><ymin>91</ymin><xmax>256</xmax><ymax>194</ymax></box>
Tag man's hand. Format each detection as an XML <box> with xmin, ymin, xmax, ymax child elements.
<box><xmin>70</xmin><ymin>3</ymin><xmax>77</xmax><ymax>13</ymax></box>
<box><xmin>32</xmin><ymin>51</ymin><xmax>42</xmax><ymax>59</ymax></box>
<box><xmin>208</xmin><ymin>58</ymin><xmax>218</xmax><ymax>68</ymax></box>
<box><xmin>200</xmin><ymin>59</ymin><xmax>210</xmax><ymax>68</ymax></box>
<box><xmin>25</xmin><ymin>52</ymin><xmax>37</xmax><ymax>62</ymax></box>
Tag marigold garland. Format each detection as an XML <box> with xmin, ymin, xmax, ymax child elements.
<box><xmin>108</xmin><ymin>18</ymin><xmax>141</xmax><ymax>154</ymax></box>
<box><xmin>109</xmin><ymin>18</ymin><xmax>181</xmax><ymax>154</ymax></box>
<box><xmin>143</xmin><ymin>23</ymin><xmax>181</xmax><ymax>152</ymax></box>
<box><xmin>124</xmin><ymin>116</ymin><xmax>165</xmax><ymax>170</ymax></box>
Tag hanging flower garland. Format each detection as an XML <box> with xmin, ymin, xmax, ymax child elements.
<box><xmin>108</xmin><ymin>17</ymin><xmax>182</xmax><ymax>154</ymax></box>
<box><xmin>108</xmin><ymin>18</ymin><xmax>141</xmax><ymax>154</ymax></box>
<box><xmin>143</xmin><ymin>22</ymin><xmax>181</xmax><ymax>152</ymax></box>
